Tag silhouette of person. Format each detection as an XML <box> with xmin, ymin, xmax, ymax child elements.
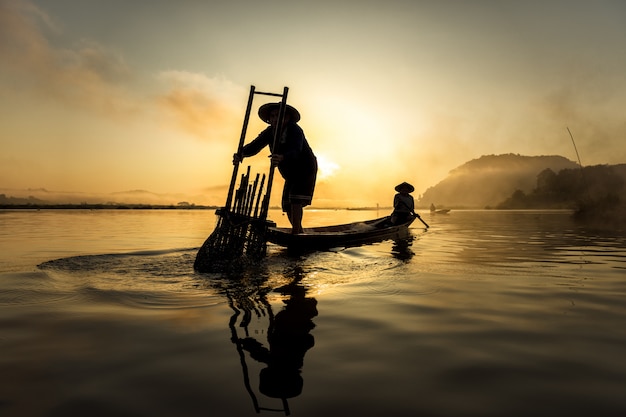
<box><xmin>391</xmin><ymin>182</ymin><xmax>415</xmax><ymax>225</ymax></box>
<box><xmin>234</xmin><ymin>103</ymin><xmax>317</xmax><ymax>234</ymax></box>
<box><xmin>392</xmin><ymin>236</ymin><xmax>416</xmax><ymax>261</ymax></box>
<box><xmin>238</xmin><ymin>282</ymin><xmax>317</xmax><ymax>402</ymax></box>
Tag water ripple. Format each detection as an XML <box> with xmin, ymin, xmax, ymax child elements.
<box><xmin>0</xmin><ymin>271</ymin><xmax>80</xmax><ymax>306</ymax></box>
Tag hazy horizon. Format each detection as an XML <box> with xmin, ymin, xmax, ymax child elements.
<box><xmin>0</xmin><ymin>152</ymin><xmax>599</xmax><ymax>208</ymax></box>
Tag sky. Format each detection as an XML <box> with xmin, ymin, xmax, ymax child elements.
<box><xmin>1</xmin><ymin>0</ymin><xmax>625</xmax><ymax>207</ymax></box>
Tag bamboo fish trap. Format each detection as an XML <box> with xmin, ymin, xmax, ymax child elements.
<box><xmin>194</xmin><ymin>86</ymin><xmax>288</xmax><ymax>272</ymax></box>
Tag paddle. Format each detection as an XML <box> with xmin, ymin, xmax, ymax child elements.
<box><xmin>412</xmin><ymin>211</ymin><xmax>429</xmax><ymax>228</ymax></box>
<box><xmin>398</xmin><ymin>199</ymin><xmax>429</xmax><ymax>228</ymax></box>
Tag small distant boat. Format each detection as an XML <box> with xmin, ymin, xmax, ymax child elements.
<box><xmin>429</xmin><ymin>204</ymin><xmax>450</xmax><ymax>214</ymax></box>
<box><xmin>266</xmin><ymin>215</ymin><xmax>416</xmax><ymax>250</ymax></box>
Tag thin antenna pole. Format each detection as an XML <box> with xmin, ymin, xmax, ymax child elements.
<box><xmin>567</xmin><ymin>127</ymin><xmax>588</xmax><ymax>195</ymax></box>
<box><xmin>567</xmin><ymin>127</ymin><xmax>583</xmax><ymax>168</ymax></box>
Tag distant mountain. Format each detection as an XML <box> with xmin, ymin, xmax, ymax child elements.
<box><xmin>417</xmin><ymin>154</ymin><xmax>580</xmax><ymax>209</ymax></box>
<box><xmin>0</xmin><ymin>193</ymin><xmax>48</xmax><ymax>205</ymax></box>
<box><xmin>0</xmin><ymin>188</ymin><xmax>209</xmax><ymax>206</ymax></box>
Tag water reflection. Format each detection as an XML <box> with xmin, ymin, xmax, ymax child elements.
<box><xmin>429</xmin><ymin>210</ymin><xmax>626</xmax><ymax>267</ymax></box>
<box><xmin>220</xmin><ymin>265</ymin><xmax>318</xmax><ymax>415</ymax></box>
<box><xmin>391</xmin><ymin>236</ymin><xmax>415</xmax><ymax>261</ymax></box>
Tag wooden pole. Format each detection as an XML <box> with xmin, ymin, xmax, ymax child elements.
<box><xmin>260</xmin><ymin>87</ymin><xmax>289</xmax><ymax>220</ymax></box>
<box><xmin>226</xmin><ymin>86</ymin><xmax>256</xmax><ymax>211</ymax></box>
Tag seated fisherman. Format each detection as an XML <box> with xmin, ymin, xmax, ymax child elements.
<box><xmin>390</xmin><ymin>182</ymin><xmax>415</xmax><ymax>225</ymax></box>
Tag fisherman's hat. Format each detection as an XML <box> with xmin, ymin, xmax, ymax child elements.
<box><xmin>258</xmin><ymin>102</ymin><xmax>301</xmax><ymax>124</ymax></box>
<box><xmin>395</xmin><ymin>182</ymin><xmax>415</xmax><ymax>193</ymax></box>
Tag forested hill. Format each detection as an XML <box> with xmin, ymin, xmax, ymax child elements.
<box><xmin>417</xmin><ymin>154</ymin><xmax>579</xmax><ymax>209</ymax></box>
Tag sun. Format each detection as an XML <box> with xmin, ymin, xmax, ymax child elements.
<box><xmin>315</xmin><ymin>153</ymin><xmax>340</xmax><ymax>181</ymax></box>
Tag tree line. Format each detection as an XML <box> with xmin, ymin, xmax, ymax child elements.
<box><xmin>496</xmin><ymin>164</ymin><xmax>626</xmax><ymax>213</ymax></box>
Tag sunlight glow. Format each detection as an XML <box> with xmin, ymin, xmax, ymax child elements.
<box><xmin>315</xmin><ymin>153</ymin><xmax>340</xmax><ymax>181</ymax></box>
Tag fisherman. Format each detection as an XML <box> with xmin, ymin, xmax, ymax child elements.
<box><xmin>233</xmin><ymin>103</ymin><xmax>317</xmax><ymax>234</ymax></box>
<box><xmin>391</xmin><ymin>182</ymin><xmax>415</xmax><ymax>225</ymax></box>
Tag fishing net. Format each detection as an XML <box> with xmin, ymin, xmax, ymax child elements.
<box><xmin>194</xmin><ymin>168</ymin><xmax>275</xmax><ymax>273</ymax></box>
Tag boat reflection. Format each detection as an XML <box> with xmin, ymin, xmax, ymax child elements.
<box><xmin>225</xmin><ymin>265</ymin><xmax>318</xmax><ymax>415</ymax></box>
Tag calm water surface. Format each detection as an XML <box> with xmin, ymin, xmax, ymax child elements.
<box><xmin>1</xmin><ymin>209</ymin><xmax>625</xmax><ymax>417</ymax></box>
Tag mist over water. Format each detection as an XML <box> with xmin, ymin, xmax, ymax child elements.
<box><xmin>1</xmin><ymin>209</ymin><xmax>626</xmax><ymax>416</ymax></box>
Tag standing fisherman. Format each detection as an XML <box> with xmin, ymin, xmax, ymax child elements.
<box><xmin>233</xmin><ymin>103</ymin><xmax>317</xmax><ymax>234</ymax></box>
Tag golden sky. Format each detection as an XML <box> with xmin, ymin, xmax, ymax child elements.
<box><xmin>1</xmin><ymin>0</ymin><xmax>625</xmax><ymax>207</ymax></box>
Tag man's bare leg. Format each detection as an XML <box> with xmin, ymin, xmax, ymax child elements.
<box><xmin>290</xmin><ymin>203</ymin><xmax>304</xmax><ymax>234</ymax></box>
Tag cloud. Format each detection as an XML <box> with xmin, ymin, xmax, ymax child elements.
<box><xmin>155</xmin><ymin>71</ymin><xmax>247</xmax><ymax>141</ymax></box>
<box><xmin>0</xmin><ymin>1</ymin><xmax>52</xmax><ymax>70</ymax></box>
<box><xmin>0</xmin><ymin>0</ymin><xmax>138</xmax><ymax>118</ymax></box>
<box><xmin>538</xmin><ymin>70</ymin><xmax>626</xmax><ymax>165</ymax></box>
<box><xmin>0</xmin><ymin>0</ymin><xmax>246</xmax><ymax>140</ymax></box>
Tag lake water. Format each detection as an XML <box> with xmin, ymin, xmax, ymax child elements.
<box><xmin>1</xmin><ymin>209</ymin><xmax>625</xmax><ymax>417</ymax></box>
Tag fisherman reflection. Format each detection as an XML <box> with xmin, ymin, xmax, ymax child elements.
<box><xmin>226</xmin><ymin>268</ymin><xmax>318</xmax><ymax>415</ymax></box>
<box><xmin>240</xmin><ymin>281</ymin><xmax>317</xmax><ymax>402</ymax></box>
<box><xmin>392</xmin><ymin>236</ymin><xmax>415</xmax><ymax>261</ymax></box>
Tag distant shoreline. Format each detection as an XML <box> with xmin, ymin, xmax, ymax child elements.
<box><xmin>0</xmin><ymin>204</ymin><xmax>388</xmax><ymax>211</ymax></box>
<box><xmin>0</xmin><ymin>204</ymin><xmax>217</xmax><ymax>210</ymax></box>
<box><xmin>0</xmin><ymin>204</ymin><xmax>576</xmax><ymax>211</ymax></box>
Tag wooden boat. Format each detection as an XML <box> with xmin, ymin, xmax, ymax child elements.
<box><xmin>266</xmin><ymin>215</ymin><xmax>417</xmax><ymax>250</ymax></box>
<box><xmin>429</xmin><ymin>203</ymin><xmax>450</xmax><ymax>214</ymax></box>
